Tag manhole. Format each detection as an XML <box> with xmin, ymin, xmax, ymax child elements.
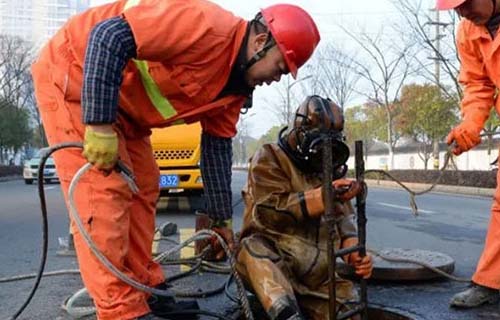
<box><xmin>233</xmin><ymin>296</ymin><xmax>420</xmax><ymax>319</ymax></box>
<box><xmin>337</xmin><ymin>248</ymin><xmax>455</xmax><ymax>281</ymax></box>
<box><xmin>367</xmin><ymin>306</ymin><xmax>417</xmax><ymax>320</ymax></box>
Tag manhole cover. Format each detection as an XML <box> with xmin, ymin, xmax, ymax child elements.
<box><xmin>337</xmin><ymin>248</ymin><xmax>455</xmax><ymax>281</ymax></box>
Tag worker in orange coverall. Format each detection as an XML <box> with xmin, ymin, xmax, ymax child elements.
<box><xmin>436</xmin><ymin>0</ymin><xmax>500</xmax><ymax>309</ymax></box>
<box><xmin>236</xmin><ymin>96</ymin><xmax>373</xmax><ymax>320</ymax></box>
<box><xmin>31</xmin><ymin>0</ymin><xmax>320</xmax><ymax>319</ymax></box>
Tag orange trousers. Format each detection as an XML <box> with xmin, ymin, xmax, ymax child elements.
<box><xmin>472</xmin><ymin>168</ymin><xmax>500</xmax><ymax>289</ymax></box>
<box><xmin>31</xmin><ymin>48</ymin><xmax>164</xmax><ymax>319</ymax></box>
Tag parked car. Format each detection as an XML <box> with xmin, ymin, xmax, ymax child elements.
<box><xmin>23</xmin><ymin>148</ymin><xmax>58</xmax><ymax>184</ymax></box>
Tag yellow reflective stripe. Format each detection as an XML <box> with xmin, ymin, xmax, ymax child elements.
<box><xmin>133</xmin><ymin>60</ymin><xmax>178</xmax><ymax>119</ymax></box>
<box><xmin>123</xmin><ymin>0</ymin><xmax>140</xmax><ymax>10</ymax></box>
<box><xmin>124</xmin><ymin>0</ymin><xmax>178</xmax><ymax>120</ymax></box>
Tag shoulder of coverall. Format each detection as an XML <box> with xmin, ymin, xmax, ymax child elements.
<box><xmin>122</xmin><ymin>0</ymin><xmax>247</xmax><ymax>62</ymax></box>
<box><xmin>457</xmin><ymin>18</ymin><xmax>489</xmax><ymax>43</ymax></box>
<box><xmin>249</xmin><ymin>143</ymin><xmax>320</xmax><ymax>187</ymax></box>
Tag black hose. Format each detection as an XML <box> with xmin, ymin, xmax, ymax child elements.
<box><xmin>10</xmin><ymin>142</ymin><xmax>83</xmax><ymax>320</ymax></box>
<box><xmin>10</xmin><ymin>142</ymin><xmax>249</xmax><ymax>319</ymax></box>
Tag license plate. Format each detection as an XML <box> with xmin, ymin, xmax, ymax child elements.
<box><xmin>159</xmin><ymin>174</ymin><xmax>179</xmax><ymax>188</ymax></box>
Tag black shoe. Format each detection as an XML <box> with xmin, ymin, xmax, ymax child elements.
<box><xmin>148</xmin><ymin>284</ymin><xmax>200</xmax><ymax>320</ymax></box>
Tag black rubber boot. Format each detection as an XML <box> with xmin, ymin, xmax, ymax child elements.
<box><xmin>136</xmin><ymin>313</ymin><xmax>167</xmax><ymax>320</ymax></box>
<box><xmin>148</xmin><ymin>283</ymin><xmax>200</xmax><ymax>320</ymax></box>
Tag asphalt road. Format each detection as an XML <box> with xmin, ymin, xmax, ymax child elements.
<box><xmin>0</xmin><ymin>172</ymin><xmax>499</xmax><ymax>320</ymax></box>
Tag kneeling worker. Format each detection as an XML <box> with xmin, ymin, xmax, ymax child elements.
<box><xmin>236</xmin><ymin>96</ymin><xmax>373</xmax><ymax>320</ymax></box>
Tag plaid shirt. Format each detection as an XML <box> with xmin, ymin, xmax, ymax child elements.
<box><xmin>200</xmin><ymin>133</ymin><xmax>233</xmax><ymax>220</ymax></box>
<box><xmin>82</xmin><ymin>17</ymin><xmax>136</xmax><ymax>124</ymax></box>
<box><xmin>82</xmin><ymin>17</ymin><xmax>234</xmax><ymax>220</ymax></box>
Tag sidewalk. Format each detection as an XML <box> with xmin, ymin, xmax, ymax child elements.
<box><xmin>0</xmin><ymin>175</ymin><xmax>21</xmax><ymax>182</ymax></box>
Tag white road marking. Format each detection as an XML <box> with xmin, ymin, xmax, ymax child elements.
<box><xmin>180</xmin><ymin>228</ymin><xmax>195</xmax><ymax>272</ymax></box>
<box><xmin>377</xmin><ymin>202</ymin><xmax>436</xmax><ymax>214</ymax></box>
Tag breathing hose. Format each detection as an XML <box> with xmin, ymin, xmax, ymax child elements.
<box><xmin>9</xmin><ymin>142</ymin><xmax>253</xmax><ymax>320</ymax></box>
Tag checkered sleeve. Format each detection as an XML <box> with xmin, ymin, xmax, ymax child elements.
<box><xmin>200</xmin><ymin>132</ymin><xmax>233</xmax><ymax>220</ymax></box>
<box><xmin>82</xmin><ymin>16</ymin><xmax>136</xmax><ymax>124</ymax></box>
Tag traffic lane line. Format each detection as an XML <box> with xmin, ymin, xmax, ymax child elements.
<box><xmin>376</xmin><ymin>202</ymin><xmax>436</xmax><ymax>214</ymax></box>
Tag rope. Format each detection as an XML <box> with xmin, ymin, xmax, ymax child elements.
<box><xmin>0</xmin><ymin>269</ymin><xmax>80</xmax><ymax>283</ymax></box>
<box><xmin>365</xmin><ymin>148</ymin><xmax>455</xmax><ymax>216</ymax></box>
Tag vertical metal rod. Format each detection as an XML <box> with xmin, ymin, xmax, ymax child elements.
<box><xmin>355</xmin><ymin>140</ymin><xmax>368</xmax><ymax>320</ymax></box>
<box><xmin>322</xmin><ymin>134</ymin><xmax>336</xmax><ymax>320</ymax></box>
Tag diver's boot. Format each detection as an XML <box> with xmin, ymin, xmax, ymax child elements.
<box><xmin>450</xmin><ymin>283</ymin><xmax>499</xmax><ymax>308</ymax></box>
<box><xmin>267</xmin><ymin>295</ymin><xmax>306</xmax><ymax>320</ymax></box>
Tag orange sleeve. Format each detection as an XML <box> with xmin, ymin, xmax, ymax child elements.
<box><xmin>456</xmin><ymin>21</ymin><xmax>495</xmax><ymax>128</ymax></box>
<box><xmin>122</xmin><ymin>0</ymin><xmax>236</xmax><ymax>62</ymax></box>
<box><xmin>200</xmin><ymin>99</ymin><xmax>244</xmax><ymax>138</ymax></box>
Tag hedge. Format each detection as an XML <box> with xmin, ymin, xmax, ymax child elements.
<box><xmin>347</xmin><ymin>169</ymin><xmax>496</xmax><ymax>189</ymax></box>
<box><xmin>0</xmin><ymin>165</ymin><xmax>22</xmax><ymax>177</ymax></box>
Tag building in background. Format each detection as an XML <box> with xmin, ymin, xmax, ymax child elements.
<box><xmin>0</xmin><ymin>0</ymin><xmax>89</xmax><ymax>46</ymax></box>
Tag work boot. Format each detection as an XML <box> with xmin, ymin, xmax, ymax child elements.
<box><xmin>450</xmin><ymin>283</ymin><xmax>499</xmax><ymax>308</ymax></box>
<box><xmin>148</xmin><ymin>283</ymin><xmax>199</xmax><ymax>319</ymax></box>
<box><xmin>136</xmin><ymin>313</ymin><xmax>167</xmax><ymax>319</ymax></box>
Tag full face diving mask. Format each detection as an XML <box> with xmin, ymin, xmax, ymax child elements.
<box><xmin>278</xmin><ymin>95</ymin><xmax>350</xmax><ymax>177</ymax></box>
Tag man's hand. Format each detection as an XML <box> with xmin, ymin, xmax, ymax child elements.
<box><xmin>83</xmin><ymin>125</ymin><xmax>119</xmax><ymax>170</ymax></box>
<box><xmin>210</xmin><ymin>219</ymin><xmax>235</xmax><ymax>261</ymax></box>
<box><xmin>446</xmin><ymin>122</ymin><xmax>482</xmax><ymax>156</ymax></box>
<box><xmin>305</xmin><ymin>179</ymin><xmax>364</xmax><ymax>218</ymax></box>
<box><xmin>332</xmin><ymin>179</ymin><xmax>363</xmax><ymax>202</ymax></box>
<box><xmin>341</xmin><ymin>237</ymin><xmax>373</xmax><ymax>279</ymax></box>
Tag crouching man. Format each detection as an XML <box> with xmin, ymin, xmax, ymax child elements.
<box><xmin>235</xmin><ymin>96</ymin><xmax>373</xmax><ymax>320</ymax></box>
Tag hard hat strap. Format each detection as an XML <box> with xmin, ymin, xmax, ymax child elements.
<box><xmin>244</xmin><ymin>18</ymin><xmax>277</xmax><ymax>71</ymax></box>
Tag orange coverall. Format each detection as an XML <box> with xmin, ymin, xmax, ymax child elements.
<box><xmin>31</xmin><ymin>0</ymin><xmax>247</xmax><ymax>319</ymax></box>
<box><xmin>456</xmin><ymin>19</ymin><xmax>500</xmax><ymax>289</ymax></box>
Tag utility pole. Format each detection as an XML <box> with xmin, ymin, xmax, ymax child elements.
<box><xmin>428</xmin><ymin>9</ymin><xmax>450</xmax><ymax>170</ymax></box>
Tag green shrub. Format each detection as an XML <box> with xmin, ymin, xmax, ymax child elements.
<box><xmin>347</xmin><ymin>169</ymin><xmax>496</xmax><ymax>189</ymax></box>
<box><xmin>0</xmin><ymin>165</ymin><xmax>22</xmax><ymax>177</ymax></box>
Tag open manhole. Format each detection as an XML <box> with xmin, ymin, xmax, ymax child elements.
<box><xmin>367</xmin><ymin>305</ymin><xmax>418</xmax><ymax>320</ymax></box>
<box><xmin>233</xmin><ymin>296</ymin><xmax>420</xmax><ymax>319</ymax></box>
<box><xmin>234</xmin><ymin>305</ymin><xmax>418</xmax><ymax>320</ymax></box>
<box><xmin>337</xmin><ymin>248</ymin><xmax>455</xmax><ymax>281</ymax></box>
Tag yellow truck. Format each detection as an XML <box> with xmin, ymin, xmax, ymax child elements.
<box><xmin>150</xmin><ymin>122</ymin><xmax>204</xmax><ymax>196</ymax></box>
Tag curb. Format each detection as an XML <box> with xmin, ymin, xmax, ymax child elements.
<box><xmin>365</xmin><ymin>179</ymin><xmax>495</xmax><ymax>197</ymax></box>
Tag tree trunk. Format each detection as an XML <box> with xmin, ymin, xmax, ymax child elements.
<box><xmin>433</xmin><ymin>140</ymin><xmax>440</xmax><ymax>169</ymax></box>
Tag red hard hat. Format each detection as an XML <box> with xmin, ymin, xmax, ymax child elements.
<box><xmin>261</xmin><ymin>4</ymin><xmax>320</xmax><ymax>79</ymax></box>
<box><xmin>436</xmin><ymin>0</ymin><xmax>467</xmax><ymax>10</ymax></box>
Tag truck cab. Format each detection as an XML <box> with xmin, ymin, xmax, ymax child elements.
<box><xmin>150</xmin><ymin>122</ymin><xmax>203</xmax><ymax>196</ymax></box>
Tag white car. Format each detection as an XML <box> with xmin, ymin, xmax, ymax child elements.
<box><xmin>23</xmin><ymin>149</ymin><xmax>59</xmax><ymax>184</ymax></box>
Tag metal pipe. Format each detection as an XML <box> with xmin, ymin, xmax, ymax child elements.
<box><xmin>322</xmin><ymin>133</ymin><xmax>336</xmax><ymax>320</ymax></box>
<box><xmin>355</xmin><ymin>140</ymin><xmax>369</xmax><ymax>320</ymax></box>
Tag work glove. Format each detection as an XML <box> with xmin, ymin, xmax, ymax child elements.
<box><xmin>210</xmin><ymin>218</ymin><xmax>235</xmax><ymax>261</ymax></box>
<box><xmin>305</xmin><ymin>179</ymin><xmax>364</xmax><ymax>218</ymax></box>
<box><xmin>446</xmin><ymin>122</ymin><xmax>482</xmax><ymax>156</ymax></box>
<box><xmin>341</xmin><ymin>237</ymin><xmax>373</xmax><ymax>279</ymax></box>
<box><xmin>82</xmin><ymin>125</ymin><xmax>119</xmax><ymax>171</ymax></box>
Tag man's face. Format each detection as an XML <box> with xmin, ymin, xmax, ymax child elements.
<box><xmin>245</xmin><ymin>34</ymin><xmax>289</xmax><ymax>88</ymax></box>
<box><xmin>455</xmin><ymin>0</ymin><xmax>495</xmax><ymax>25</ymax></box>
